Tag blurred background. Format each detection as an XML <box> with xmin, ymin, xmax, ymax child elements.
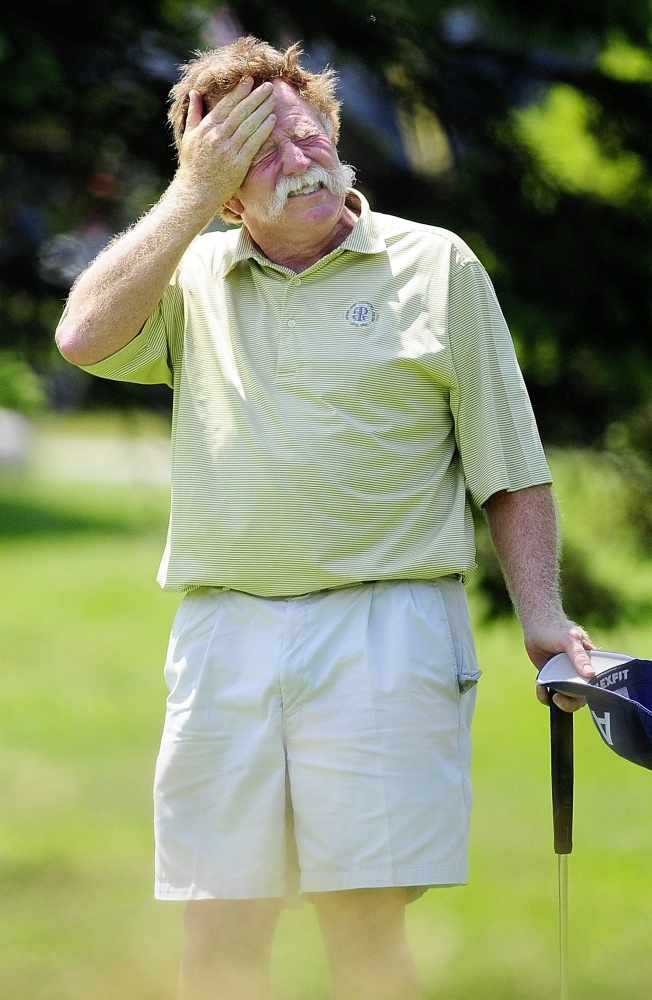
<box><xmin>1</xmin><ymin>2</ymin><xmax>652</xmax><ymax>998</ymax></box>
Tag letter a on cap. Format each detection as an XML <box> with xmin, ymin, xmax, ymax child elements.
<box><xmin>591</xmin><ymin>711</ymin><xmax>613</xmax><ymax>746</ymax></box>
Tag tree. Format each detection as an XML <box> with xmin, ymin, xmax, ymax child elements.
<box><xmin>3</xmin><ymin>1</ymin><xmax>651</xmax><ymax>439</ymax></box>
<box><xmin>2</xmin><ymin>1</ymin><xmax>652</xmax><ymax>610</ymax></box>
<box><xmin>226</xmin><ymin>0</ymin><xmax>652</xmax><ymax>449</ymax></box>
<box><xmin>0</xmin><ymin>2</ymin><xmax>210</xmax><ymax>363</ymax></box>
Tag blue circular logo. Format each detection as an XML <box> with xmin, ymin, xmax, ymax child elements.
<box><xmin>345</xmin><ymin>301</ymin><xmax>378</xmax><ymax>327</ymax></box>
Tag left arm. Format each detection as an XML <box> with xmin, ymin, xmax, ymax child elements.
<box><xmin>484</xmin><ymin>483</ymin><xmax>595</xmax><ymax>711</ymax></box>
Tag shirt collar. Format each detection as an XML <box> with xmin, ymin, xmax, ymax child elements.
<box><xmin>221</xmin><ymin>189</ymin><xmax>386</xmax><ymax>277</ymax></box>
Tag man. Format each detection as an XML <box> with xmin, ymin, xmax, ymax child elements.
<box><xmin>57</xmin><ymin>36</ymin><xmax>593</xmax><ymax>1000</ymax></box>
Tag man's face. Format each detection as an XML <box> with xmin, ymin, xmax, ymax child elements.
<box><xmin>226</xmin><ymin>80</ymin><xmax>353</xmax><ymax>230</ymax></box>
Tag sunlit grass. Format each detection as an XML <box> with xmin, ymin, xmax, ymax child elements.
<box><xmin>1</xmin><ymin>444</ymin><xmax>652</xmax><ymax>998</ymax></box>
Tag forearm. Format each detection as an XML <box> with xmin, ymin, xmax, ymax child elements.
<box><xmin>484</xmin><ymin>483</ymin><xmax>564</xmax><ymax>634</ymax></box>
<box><xmin>485</xmin><ymin>482</ymin><xmax>595</xmax><ymax>703</ymax></box>
<box><xmin>57</xmin><ymin>80</ymin><xmax>278</xmax><ymax>367</ymax></box>
<box><xmin>55</xmin><ymin>178</ymin><xmax>216</xmax><ymax>366</ymax></box>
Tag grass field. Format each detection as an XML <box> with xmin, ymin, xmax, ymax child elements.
<box><xmin>1</xmin><ymin>428</ymin><xmax>652</xmax><ymax>1000</ymax></box>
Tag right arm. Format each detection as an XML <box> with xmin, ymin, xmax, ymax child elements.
<box><xmin>56</xmin><ymin>79</ymin><xmax>277</xmax><ymax>366</ymax></box>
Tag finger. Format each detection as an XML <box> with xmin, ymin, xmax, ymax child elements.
<box><xmin>571</xmin><ymin>650</ymin><xmax>594</xmax><ymax>678</ymax></box>
<box><xmin>536</xmin><ymin>684</ymin><xmax>551</xmax><ymax>707</ymax></box>
<box><xmin>552</xmin><ymin>691</ymin><xmax>587</xmax><ymax>713</ymax></box>
<box><xmin>566</xmin><ymin>629</ymin><xmax>596</xmax><ymax>678</ymax></box>
<box><xmin>226</xmin><ymin>116</ymin><xmax>277</xmax><ymax>180</ymax></box>
<box><xmin>232</xmin><ymin>95</ymin><xmax>277</xmax><ymax>152</ymax></box>
<box><xmin>211</xmin><ymin>77</ymin><xmax>268</xmax><ymax>126</ymax></box>
<box><xmin>184</xmin><ymin>90</ymin><xmax>204</xmax><ymax>134</ymax></box>
<box><xmin>222</xmin><ymin>85</ymin><xmax>276</xmax><ymax>141</ymax></box>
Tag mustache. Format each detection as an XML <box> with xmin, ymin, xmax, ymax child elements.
<box><xmin>261</xmin><ymin>162</ymin><xmax>357</xmax><ymax>221</ymax></box>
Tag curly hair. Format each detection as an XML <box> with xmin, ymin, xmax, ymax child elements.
<box><xmin>168</xmin><ymin>35</ymin><xmax>341</xmax><ymax>150</ymax></box>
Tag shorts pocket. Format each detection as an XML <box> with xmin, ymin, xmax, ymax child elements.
<box><xmin>426</xmin><ymin>579</ymin><xmax>482</xmax><ymax>695</ymax></box>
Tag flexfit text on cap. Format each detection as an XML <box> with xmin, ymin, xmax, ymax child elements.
<box><xmin>537</xmin><ymin>650</ymin><xmax>652</xmax><ymax>770</ymax></box>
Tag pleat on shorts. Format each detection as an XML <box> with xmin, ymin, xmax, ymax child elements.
<box><xmin>153</xmin><ymin>578</ymin><xmax>481</xmax><ymax>902</ymax></box>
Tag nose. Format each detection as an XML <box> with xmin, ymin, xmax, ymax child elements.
<box><xmin>279</xmin><ymin>139</ymin><xmax>311</xmax><ymax>175</ymax></box>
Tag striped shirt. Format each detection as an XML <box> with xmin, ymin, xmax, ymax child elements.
<box><xmin>77</xmin><ymin>190</ymin><xmax>551</xmax><ymax>595</ymax></box>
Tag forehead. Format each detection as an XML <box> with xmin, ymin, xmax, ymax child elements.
<box><xmin>267</xmin><ymin>79</ymin><xmax>324</xmax><ymax>134</ymax></box>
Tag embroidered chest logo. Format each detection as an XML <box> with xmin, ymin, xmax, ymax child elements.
<box><xmin>345</xmin><ymin>301</ymin><xmax>378</xmax><ymax>327</ymax></box>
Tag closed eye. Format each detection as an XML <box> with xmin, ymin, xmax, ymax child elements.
<box><xmin>251</xmin><ymin>144</ymin><xmax>277</xmax><ymax>167</ymax></box>
<box><xmin>296</xmin><ymin>133</ymin><xmax>324</xmax><ymax>147</ymax></box>
<box><xmin>251</xmin><ymin>132</ymin><xmax>328</xmax><ymax>168</ymax></box>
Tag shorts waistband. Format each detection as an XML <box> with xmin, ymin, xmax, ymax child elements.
<box><xmin>187</xmin><ymin>576</ymin><xmax>463</xmax><ymax>601</ymax></box>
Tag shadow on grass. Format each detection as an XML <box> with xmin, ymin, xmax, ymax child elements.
<box><xmin>0</xmin><ymin>487</ymin><xmax>167</xmax><ymax>538</ymax></box>
<box><xmin>472</xmin><ymin>509</ymin><xmax>652</xmax><ymax>628</ymax></box>
<box><xmin>0</xmin><ymin>494</ymin><xmax>135</xmax><ymax>537</ymax></box>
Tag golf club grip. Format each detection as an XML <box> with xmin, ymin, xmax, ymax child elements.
<box><xmin>550</xmin><ymin>700</ymin><xmax>574</xmax><ymax>855</ymax></box>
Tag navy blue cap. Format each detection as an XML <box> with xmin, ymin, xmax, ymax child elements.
<box><xmin>537</xmin><ymin>650</ymin><xmax>652</xmax><ymax>770</ymax></box>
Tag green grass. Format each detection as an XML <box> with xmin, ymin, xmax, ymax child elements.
<box><xmin>2</xmin><ymin>445</ymin><xmax>652</xmax><ymax>999</ymax></box>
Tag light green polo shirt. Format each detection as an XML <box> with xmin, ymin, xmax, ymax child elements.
<box><xmin>77</xmin><ymin>190</ymin><xmax>551</xmax><ymax>595</ymax></box>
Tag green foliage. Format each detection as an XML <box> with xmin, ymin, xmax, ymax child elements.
<box><xmin>0</xmin><ymin>350</ymin><xmax>46</xmax><ymax>415</ymax></box>
<box><xmin>474</xmin><ymin>508</ymin><xmax>629</xmax><ymax>626</ymax></box>
<box><xmin>471</xmin><ymin>447</ymin><xmax>652</xmax><ymax>626</ymax></box>
<box><xmin>0</xmin><ymin>3</ymin><xmax>212</xmax><ymax>361</ymax></box>
<box><xmin>513</xmin><ymin>83</ymin><xmax>645</xmax><ymax>203</ymax></box>
<box><xmin>599</xmin><ymin>32</ymin><xmax>652</xmax><ymax>81</ymax></box>
<box><xmin>2</xmin><ymin>3</ymin><xmax>652</xmax><ymax>470</ymax></box>
<box><xmin>227</xmin><ymin>0</ymin><xmax>652</xmax><ymax>453</ymax></box>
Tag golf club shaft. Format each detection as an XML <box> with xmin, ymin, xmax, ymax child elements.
<box><xmin>550</xmin><ymin>700</ymin><xmax>573</xmax><ymax>1000</ymax></box>
<box><xmin>550</xmin><ymin>701</ymin><xmax>574</xmax><ymax>854</ymax></box>
<box><xmin>558</xmin><ymin>854</ymin><xmax>569</xmax><ymax>1000</ymax></box>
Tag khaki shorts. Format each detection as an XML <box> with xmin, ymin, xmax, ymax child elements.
<box><xmin>153</xmin><ymin>578</ymin><xmax>481</xmax><ymax>902</ymax></box>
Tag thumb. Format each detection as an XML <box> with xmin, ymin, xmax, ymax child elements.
<box><xmin>184</xmin><ymin>90</ymin><xmax>204</xmax><ymax>134</ymax></box>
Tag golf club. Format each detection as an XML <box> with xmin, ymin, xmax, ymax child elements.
<box><xmin>549</xmin><ymin>699</ymin><xmax>573</xmax><ymax>1000</ymax></box>
<box><xmin>539</xmin><ymin>649</ymin><xmax>652</xmax><ymax>1000</ymax></box>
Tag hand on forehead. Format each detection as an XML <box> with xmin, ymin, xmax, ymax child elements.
<box><xmin>221</xmin><ymin>78</ymin><xmax>324</xmax><ymax>131</ymax></box>
<box><xmin>241</xmin><ymin>81</ymin><xmax>331</xmax><ymax>177</ymax></box>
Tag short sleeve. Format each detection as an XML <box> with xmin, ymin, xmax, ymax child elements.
<box><xmin>76</xmin><ymin>280</ymin><xmax>184</xmax><ymax>387</ymax></box>
<box><xmin>447</xmin><ymin>249</ymin><xmax>551</xmax><ymax>507</ymax></box>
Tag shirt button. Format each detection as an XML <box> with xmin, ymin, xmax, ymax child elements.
<box><xmin>291</xmin><ymin>277</ymin><xmax>301</xmax><ymax>286</ymax></box>
<box><xmin>287</xmin><ymin>319</ymin><xmax>296</xmax><ymax>328</ymax></box>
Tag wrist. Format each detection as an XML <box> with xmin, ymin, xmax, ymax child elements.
<box><xmin>168</xmin><ymin>169</ymin><xmax>224</xmax><ymax>223</ymax></box>
<box><xmin>518</xmin><ymin>602</ymin><xmax>568</xmax><ymax>635</ymax></box>
<box><xmin>158</xmin><ymin>177</ymin><xmax>219</xmax><ymax>238</ymax></box>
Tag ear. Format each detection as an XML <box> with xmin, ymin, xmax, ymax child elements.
<box><xmin>225</xmin><ymin>195</ymin><xmax>245</xmax><ymax>216</ymax></box>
